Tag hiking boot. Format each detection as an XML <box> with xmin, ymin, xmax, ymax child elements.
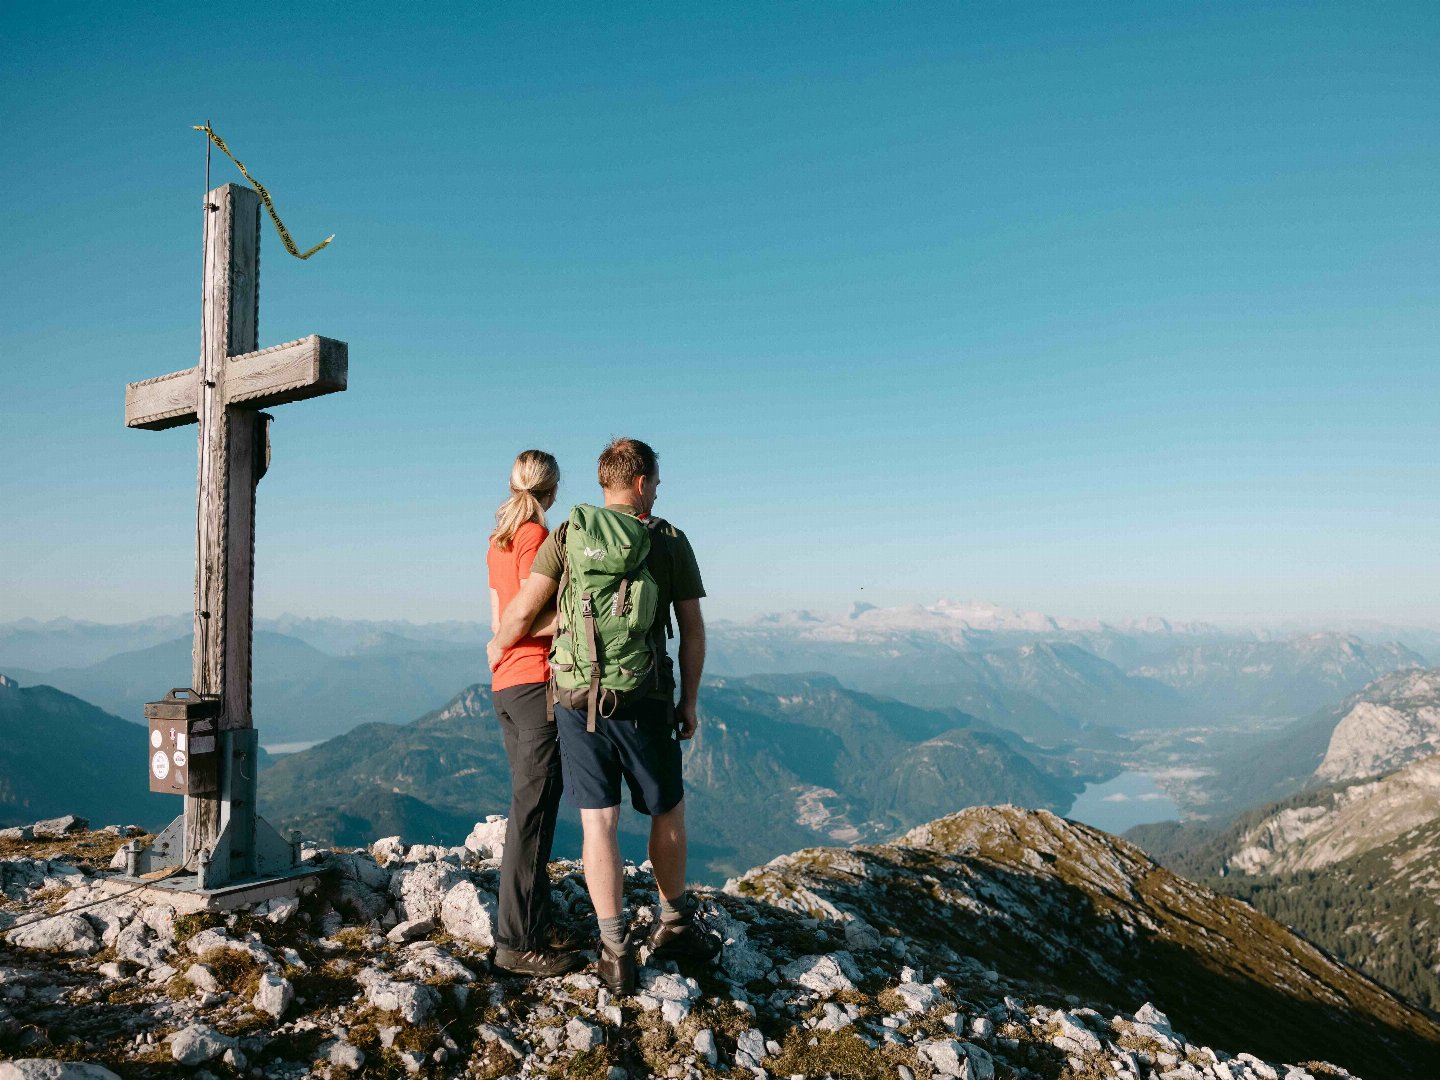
<box><xmin>548</xmin><ymin>924</ymin><xmax>585</xmax><ymax>953</ymax></box>
<box><xmin>595</xmin><ymin>934</ymin><xmax>638</xmax><ymax>995</ymax></box>
<box><xmin>492</xmin><ymin>944</ymin><xmax>586</xmax><ymax>979</ymax></box>
<box><xmin>645</xmin><ymin>906</ymin><xmax>722</xmax><ymax>963</ymax></box>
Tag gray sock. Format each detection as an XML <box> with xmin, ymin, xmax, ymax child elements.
<box><xmin>598</xmin><ymin>913</ymin><xmax>628</xmax><ymax>951</ymax></box>
<box><xmin>659</xmin><ymin>891</ymin><xmax>694</xmax><ymax>923</ymax></box>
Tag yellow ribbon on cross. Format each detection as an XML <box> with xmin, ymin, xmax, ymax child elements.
<box><xmin>193</xmin><ymin>124</ymin><xmax>335</xmax><ymax>260</ymax></box>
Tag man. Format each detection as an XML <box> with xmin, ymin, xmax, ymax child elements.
<box><xmin>487</xmin><ymin>437</ymin><xmax>717</xmax><ymax>993</ymax></box>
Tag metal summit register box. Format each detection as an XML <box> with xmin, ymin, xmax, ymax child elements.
<box><xmin>145</xmin><ymin>688</ymin><xmax>219</xmax><ymax>795</ymax></box>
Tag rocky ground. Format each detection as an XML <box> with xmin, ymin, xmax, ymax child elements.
<box><xmin>0</xmin><ymin>809</ymin><xmax>1432</xmax><ymax>1079</ymax></box>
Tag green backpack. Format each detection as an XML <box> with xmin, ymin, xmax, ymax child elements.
<box><xmin>550</xmin><ymin>504</ymin><xmax>664</xmax><ymax>730</ymax></box>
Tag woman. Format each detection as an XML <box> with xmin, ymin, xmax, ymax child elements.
<box><xmin>486</xmin><ymin>449</ymin><xmax>583</xmax><ymax>977</ymax></box>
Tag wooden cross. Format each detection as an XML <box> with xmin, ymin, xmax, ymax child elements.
<box><xmin>124</xmin><ymin>182</ymin><xmax>347</xmax><ymax>889</ymax></box>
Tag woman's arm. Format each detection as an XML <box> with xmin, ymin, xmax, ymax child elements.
<box><xmin>489</xmin><ymin>588</ymin><xmax>501</xmax><ymax>635</ymax></box>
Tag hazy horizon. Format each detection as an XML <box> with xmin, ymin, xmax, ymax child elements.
<box><xmin>4</xmin><ymin>597</ymin><xmax>1439</xmax><ymax>638</ymax></box>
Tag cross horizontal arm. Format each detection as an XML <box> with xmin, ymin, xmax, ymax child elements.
<box><xmin>125</xmin><ymin>368</ymin><xmax>200</xmax><ymax>430</ymax></box>
<box><xmin>125</xmin><ymin>336</ymin><xmax>348</xmax><ymax>430</ymax></box>
<box><xmin>223</xmin><ymin>335</ymin><xmax>348</xmax><ymax>410</ymax></box>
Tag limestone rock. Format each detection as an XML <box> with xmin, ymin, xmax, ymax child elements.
<box><xmin>735</xmin><ymin>1027</ymin><xmax>767</xmax><ymax>1070</ymax></box>
<box><xmin>404</xmin><ymin>843</ymin><xmax>452</xmax><ymax>863</ymax></box>
<box><xmin>330</xmin><ymin>850</ymin><xmax>391</xmax><ymax>891</ymax></box>
<box><xmin>139</xmin><ymin>903</ymin><xmax>177</xmax><ymax>941</ymax></box>
<box><xmin>168</xmin><ymin>1024</ymin><xmax>234</xmax><ymax>1066</ymax></box>
<box><xmin>254</xmin><ymin>896</ymin><xmax>299</xmax><ymax>924</ymax></box>
<box><xmin>708</xmin><ymin>905</ymin><xmax>772</xmax><ymax>982</ymax></box>
<box><xmin>1051</xmin><ymin>1010</ymin><xmax>1103</xmax><ymax>1054</ymax></box>
<box><xmin>894</xmin><ymin>981</ymin><xmax>942</xmax><ymax>1013</ymax></box>
<box><xmin>252</xmin><ymin>971</ymin><xmax>294</xmax><ymax>1019</ymax></box>
<box><xmin>438</xmin><ymin>880</ymin><xmax>497</xmax><ymax>947</ymax></box>
<box><xmin>693</xmin><ymin>1027</ymin><xmax>718</xmax><ymax>1064</ymax></box>
<box><xmin>843</xmin><ymin>916</ymin><xmax>883</xmax><ymax>951</ymax></box>
<box><xmin>185</xmin><ymin>964</ymin><xmax>221</xmax><ymax>994</ymax></box>
<box><xmin>1134</xmin><ymin>1002</ymin><xmax>1174</xmax><ymax>1033</ymax></box>
<box><xmin>391</xmin><ymin>861</ymin><xmax>463</xmax><ymax>921</ymax></box>
<box><xmin>961</xmin><ymin>1041</ymin><xmax>995</xmax><ymax>1080</ymax></box>
<box><xmin>1318</xmin><ymin>672</ymin><xmax>1440</xmax><ymax>783</ymax></box>
<box><xmin>0</xmin><ymin>1064</ymin><xmax>120</xmax><ymax>1080</ymax></box>
<box><xmin>32</xmin><ymin>815</ymin><xmax>87</xmax><ymax>839</ymax></box>
<box><xmin>567</xmin><ymin>1017</ymin><xmax>604</xmax><ymax>1052</ymax></box>
<box><xmin>186</xmin><ymin>927</ymin><xmax>272</xmax><ymax>966</ymax></box>
<box><xmin>919</xmin><ymin>1039</ymin><xmax>967</xmax><ymax>1076</ymax></box>
<box><xmin>387</xmin><ymin>917</ymin><xmax>435</xmax><ymax>943</ymax></box>
<box><xmin>371</xmin><ymin>835</ymin><xmax>406</xmax><ymax>867</ymax></box>
<box><xmin>476</xmin><ymin>1023</ymin><xmax>525</xmax><ymax>1059</ymax></box>
<box><xmin>6</xmin><ymin>913</ymin><xmax>101</xmax><ymax>955</ymax></box>
<box><xmin>465</xmin><ymin>815</ymin><xmax>508</xmax><ymax>860</ymax></box>
<box><xmin>320</xmin><ymin>1039</ymin><xmax>365</xmax><ymax>1070</ymax></box>
<box><xmin>0</xmin><ymin>826</ymin><xmax>35</xmax><ymax>841</ymax></box>
<box><xmin>113</xmin><ymin>918</ymin><xmax>172</xmax><ymax>969</ymax></box>
<box><xmin>399</xmin><ymin>943</ymin><xmax>476</xmax><ymax>983</ymax></box>
<box><xmin>359</xmin><ymin>970</ymin><xmax>440</xmax><ymax>1025</ymax></box>
<box><xmin>779</xmin><ymin>951</ymin><xmax>861</xmax><ymax>995</ymax></box>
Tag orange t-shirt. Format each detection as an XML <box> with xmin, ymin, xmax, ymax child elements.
<box><xmin>487</xmin><ymin>521</ymin><xmax>551</xmax><ymax>692</ymax></box>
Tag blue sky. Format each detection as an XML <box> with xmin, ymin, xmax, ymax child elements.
<box><xmin>3</xmin><ymin>1</ymin><xmax>1437</xmax><ymax>625</ymax></box>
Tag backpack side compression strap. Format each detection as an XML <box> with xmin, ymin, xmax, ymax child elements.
<box><xmin>581</xmin><ymin>592</ymin><xmax>602</xmax><ymax>732</ymax></box>
<box><xmin>546</xmin><ymin>521</ymin><xmax>571</xmax><ymax>726</ymax></box>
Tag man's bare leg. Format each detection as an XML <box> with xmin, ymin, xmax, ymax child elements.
<box><xmin>649</xmin><ymin>798</ymin><xmax>688</xmax><ymax>902</ymax></box>
<box><xmin>580</xmin><ymin>806</ymin><xmax>623</xmax><ymax>919</ymax></box>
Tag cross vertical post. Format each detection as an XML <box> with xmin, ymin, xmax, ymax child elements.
<box><xmin>123</xmin><ymin>180</ymin><xmax>348</xmax><ymax>895</ymax></box>
<box><xmin>189</xmin><ymin>182</ymin><xmax>262</xmax><ymax>873</ymax></box>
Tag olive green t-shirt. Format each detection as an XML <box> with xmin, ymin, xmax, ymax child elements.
<box><xmin>529</xmin><ymin>504</ymin><xmax>706</xmax><ymax>647</ymax></box>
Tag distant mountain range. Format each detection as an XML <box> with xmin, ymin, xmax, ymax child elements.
<box><xmin>5</xmin><ymin>631</ymin><xmax>486</xmax><ymax>744</ymax></box>
<box><xmin>4</xmin><ymin>605</ymin><xmax>1430</xmax><ymax>750</ymax></box>
<box><xmin>0</xmin><ymin>614</ymin><xmax>488</xmax><ymax>671</ymax></box>
<box><xmin>258</xmin><ymin>675</ymin><xmax>1090</xmax><ymax>883</ymax></box>
<box><xmin>0</xmin><ymin>674</ymin><xmax>179</xmax><ymax>831</ymax></box>
<box><xmin>1130</xmin><ymin>633</ymin><xmax>1425</xmax><ymax>718</ymax></box>
<box><xmin>709</xmin><ymin>608</ymin><xmax>1421</xmax><ymax>738</ymax></box>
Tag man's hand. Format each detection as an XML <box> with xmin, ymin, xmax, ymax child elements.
<box><xmin>676</xmin><ymin>699</ymin><xmax>699</xmax><ymax>740</ymax></box>
<box><xmin>674</xmin><ymin>598</ymin><xmax>705</xmax><ymax>741</ymax></box>
<box><xmin>486</xmin><ymin>639</ymin><xmax>503</xmax><ymax>672</ymax></box>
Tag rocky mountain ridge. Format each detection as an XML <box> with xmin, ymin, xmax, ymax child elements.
<box><xmin>1225</xmin><ymin>754</ymin><xmax>1440</xmax><ymax>876</ymax></box>
<box><xmin>3</xmin><ymin>805</ymin><xmax>1435</xmax><ymax>1078</ymax></box>
<box><xmin>1314</xmin><ymin>667</ymin><xmax>1440</xmax><ymax>783</ymax></box>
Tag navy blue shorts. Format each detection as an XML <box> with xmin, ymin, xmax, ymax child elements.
<box><xmin>555</xmin><ymin>696</ymin><xmax>685</xmax><ymax>815</ymax></box>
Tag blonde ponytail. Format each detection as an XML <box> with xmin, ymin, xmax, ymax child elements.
<box><xmin>491</xmin><ymin>449</ymin><xmax>560</xmax><ymax>551</ymax></box>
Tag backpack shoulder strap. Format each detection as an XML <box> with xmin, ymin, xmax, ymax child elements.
<box><xmin>642</xmin><ymin>516</ymin><xmax>676</xmax><ymax>641</ymax></box>
<box><xmin>554</xmin><ymin>520</ymin><xmax>572</xmax><ymax>600</ymax></box>
<box><xmin>547</xmin><ymin>519</ymin><xmax>571</xmax><ymax>726</ymax></box>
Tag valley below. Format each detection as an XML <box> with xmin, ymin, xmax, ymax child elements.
<box><xmin>4</xmin><ymin>600</ymin><xmax>1440</xmax><ymax>1058</ymax></box>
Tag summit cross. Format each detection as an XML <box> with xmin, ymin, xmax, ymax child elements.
<box><xmin>123</xmin><ymin>182</ymin><xmax>347</xmax><ymax>889</ymax></box>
